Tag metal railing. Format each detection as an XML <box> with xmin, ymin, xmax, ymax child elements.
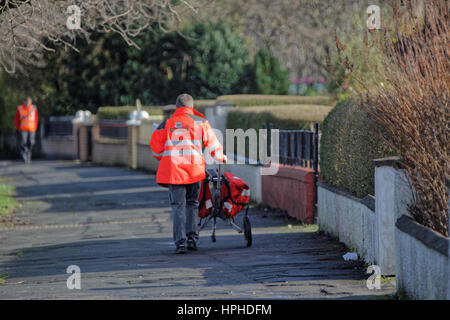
<box><xmin>98</xmin><ymin>120</ymin><xmax>128</xmax><ymax>139</ymax></box>
<box><xmin>273</xmin><ymin>122</ymin><xmax>320</xmax><ymax>222</ymax></box>
<box><xmin>43</xmin><ymin>116</ymin><xmax>74</xmax><ymax>137</ymax></box>
<box><xmin>279</xmin><ymin>129</ymin><xmax>315</xmax><ymax>168</ymax></box>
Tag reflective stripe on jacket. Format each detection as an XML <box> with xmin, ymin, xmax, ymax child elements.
<box><xmin>150</xmin><ymin>106</ymin><xmax>226</xmax><ymax>185</ymax></box>
<box><xmin>15</xmin><ymin>104</ymin><xmax>38</xmax><ymax>132</ymax></box>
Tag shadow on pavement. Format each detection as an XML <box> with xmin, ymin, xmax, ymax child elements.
<box><xmin>2</xmin><ymin>230</ymin><xmax>366</xmax><ymax>288</ymax></box>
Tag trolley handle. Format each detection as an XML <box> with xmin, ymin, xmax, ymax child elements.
<box><xmin>217</xmin><ymin>163</ymin><xmax>221</xmax><ymax>189</ymax></box>
<box><xmin>205</xmin><ymin>164</ymin><xmax>225</xmax><ymax>184</ymax></box>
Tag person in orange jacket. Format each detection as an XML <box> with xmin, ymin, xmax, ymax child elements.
<box><xmin>14</xmin><ymin>97</ymin><xmax>38</xmax><ymax>164</ymax></box>
<box><xmin>150</xmin><ymin>93</ymin><xmax>227</xmax><ymax>254</ymax></box>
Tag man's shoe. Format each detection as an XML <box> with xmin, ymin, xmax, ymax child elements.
<box><xmin>187</xmin><ymin>239</ymin><xmax>197</xmax><ymax>251</ymax></box>
<box><xmin>175</xmin><ymin>243</ymin><xmax>187</xmax><ymax>254</ymax></box>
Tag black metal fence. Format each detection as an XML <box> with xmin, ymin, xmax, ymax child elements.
<box><xmin>99</xmin><ymin>120</ymin><xmax>128</xmax><ymax>139</ymax></box>
<box><xmin>271</xmin><ymin>122</ymin><xmax>319</xmax><ymax>169</ymax></box>
<box><xmin>275</xmin><ymin>122</ymin><xmax>320</xmax><ymax>221</ymax></box>
<box><xmin>279</xmin><ymin>129</ymin><xmax>314</xmax><ymax>167</ymax></box>
<box><xmin>43</xmin><ymin>116</ymin><xmax>74</xmax><ymax>137</ymax></box>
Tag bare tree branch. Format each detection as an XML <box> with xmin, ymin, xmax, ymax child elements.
<box><xmin>0</xmin><ymin>0</ymin><xmax>208</xmax><ymax>73</ymax></box>
<box><xmin>191</xmin><ymin>0</ymin><xmax>388</xmax><ymax>79</ymax></box>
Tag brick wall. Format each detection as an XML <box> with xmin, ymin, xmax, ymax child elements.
<box><xmin>139</xmin><ymin>118</ymin><xmax>163</xmax><ymax>145</ymax></box>
<box><xmin>41</xmin><ymin>136</ymin><xmax>76</xmax><ymax>159</ymax></box>
<box><xmin>137</xmin><ymin>143</ymin><xmax>160</xmax><ymax>172</ymax></box>
<box><xmin>92</xmin><ymin>139</ymin><xmax>128</xmax><ymax>166</ymax></box>
<box><xmin>262</xmin><ymin>165</ymin><xmax>316</xmax><ymax>224</ymax></box>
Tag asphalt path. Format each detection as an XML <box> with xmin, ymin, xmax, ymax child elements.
<box><xmin>0</xmin><ymin>160</ymin><xmax>395</xmax><ymax>299</ymax></box>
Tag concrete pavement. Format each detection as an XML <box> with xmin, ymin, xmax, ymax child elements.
<box><xmin>0</xmin><ymin>160</ymin><xmax>395</xmax><ymax>299</ymax></box>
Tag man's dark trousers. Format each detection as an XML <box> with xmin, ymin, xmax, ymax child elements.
<box><xmin>168</xmin><ymin>182</ymin><xmax>201</xmax><ymax>246</ymax></box>
<box><xmin>17</xmin><ymin>130</ymin><xmax>35</xmax><ymax>163</ymax></box>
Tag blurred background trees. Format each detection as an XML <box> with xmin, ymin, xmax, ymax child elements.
<box><xmin>191</xmin><ymin>0</ymin><xmax>372</xmax><ymax>80</ymax></box>
<box><xmin>4</xmin><ymin>22</ymin><xmax>251</xmax><ymax>116</ymax></box>
<box><xmin>1</xmin><ymin>0</ymin><xmax>378</xmax><ymax>120</ymax></box>
<box><xmin>0</xmin><ymin>19</ymin><xmax>290</xmax><ymax>120</ymax></box>
<box><xmin>0</xmin><ymin>0</ymin><xmax>209</xmax><ymax>73</ymax></box>
<box><xmin>244</xmin><ymin>48</ymin><xmax>290</xmax><ymax>95</ymax></box>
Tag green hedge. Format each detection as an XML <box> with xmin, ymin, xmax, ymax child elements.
<box><xmin>96</xmin><ymin>106</ymin><xmax>163</xmax><ymax>120</ymax></box>
<box><xmin>320</xmin><ymin>99</ymin><xmax>394</xmax><ymax>198</ymax></box>
<box><xmin>217</xmin><ymin>94</ymin><xmax>332</xmax><ymax>107</ymax></box>
<box><xmin>227</xmin><ymin>104</ymin><xmax>332</xmax><ymax>131</ymax></box>
<box><xmin>227</xmin><ymin>109</ymin><xmax>308</xmax><ymax>132</ymax></box>
<box><xmin>226</xmin><ymin>104</ymin><xmax>331</xmax><ymax>161</ymax></box>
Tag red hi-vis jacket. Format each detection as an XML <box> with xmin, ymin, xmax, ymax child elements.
<box><xmin>14</xmin><ymin>104</ymin><xmax>38</xmax><ymax>132</ymax></box>
<box><xmin>150</xmin><ymin>106</ymin><xmax>226</xmax><ymax>185</ymax></box>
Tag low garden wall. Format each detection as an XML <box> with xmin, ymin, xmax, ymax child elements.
<box><xmin>318</xmin><ymin>182</ymin><xmax>377</xmax><ymax>264</ymax></box>
<box><xmin>318</xmin><ymin>156</ymin><xmax>450</xmax><ymax>299</ymax></box>
<box><xmin>318</xmin><ymin>157</ymin><xmax>412</xmax><ymax>275</ymax></box>
<box><xmin>222</xmin><ymin>157</ymin><xmax>263</xmax><ymax>203</ymax></box>
<box><xmin>263</xmin><ymin>165</ymin><xmax>316</xmax><ymax>224</ymax></box>
<box><xmin>40</xmin><ymin>117</ymin><xmax>77</xmax><ymax>159</ymax></box>
<box><xmin>76</xmin><ymin>107</ymin><xmax>319</xmax><ymax>221</ymax></box>
<box><xmin>395</xmin><ymin>215</ymin><xmax>449</xmax><ymax>299</ymax></box>
<box><xmin>92</xmin><ymin>139</ymin><xmax>128</xmax><ymax>166</ymax></box>
<box><xmin>41</xmin><ymin>136</ymin><xmax>76</xmax><ymax>159</ymax></box>
<box><xmin>204</xmin><ymin>102</ymin><xmax>235</xmax><ymax>138</ymax></box>
<box><xmin>136</xmin><ymin>143</ymin><xmax>160</xmax><ymax>173</ymax></box>
<box><xmin>223</xmin><ymin>160</ymin><xmax>318</xmax><ymax>224</ymax></box>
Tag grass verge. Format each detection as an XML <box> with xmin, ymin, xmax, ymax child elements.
<box><xmin>0</xmin><ymin>272</ymin><xmax>9</xmax><ymax>285</ymax></box>
<box><xmin>0</xmin><ymin>179</ymin><xmax>18</xmax><ymax>218</ymax></box>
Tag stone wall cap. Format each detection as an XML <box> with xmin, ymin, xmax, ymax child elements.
<box><xmin>162</xmin><ymin>104</ymin><xmax>176</xmax><ymax>112</ymax></box>
<box><xmin>43</xmin><ymin>136</ymin><xmax>75</xmax><ymax>141</ymax></box>
<box><xmin>396</xmin><ymin>215</ymin><xmax>449</xmax><ymax>257</ymax></box>
<box><xmin>227</xmin><ymin>153</ymin><xmax>264</xmax><ymax>166</ymax></box>
<box><xmin>317</xmin><ymin>181</ymin><xmax>375</xmax><ymax>212</ymax></box>
<box><xmin>72</xmin><ymin>120</ymin><xmax>94</xmax><ymax>125</ymax></box>
<box><xmin>361</xmin><ymin>195</ymin><xmax>375</xmax><ymax>211</ymax></box>
<box><xmin>373</xmin><ymin>156</ymin><xmax>402</xmax><ymax>168</ymax></box>
<box><xmin>126</xmin><ymin>120</ymin><xmax>141</xmax><ymax>126</ymax></box>
<box><xmin>50</xmin><ymin>115</ymin><xmax>74</xmax><ymax>121</ymax></box>
<box><xmin>264</xmin><ymin>164</ymin><xmax>315</xmax><ymax>182</ymax></box>
<box><xmin>215</xmin><ymin>101</ymin><xmax>236</xmax><ymax>107</ymax></box>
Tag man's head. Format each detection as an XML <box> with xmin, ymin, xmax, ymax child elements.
<box><xmin>25</xmin><ymin>97</ymin><xmax>32</xmax><ymax>106</ymax></box>
<box><xmin>175</xmin><ymin>93</ymin><xmax>194</xmax><ymax>109</ymax></box>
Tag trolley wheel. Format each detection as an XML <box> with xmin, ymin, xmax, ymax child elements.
<box><xmin>211</xmin><ymin>235</ymin><xmax>216</xmax><ymax>242</ymax></box>
<box><xmin>243</xmin><ymin>216</ymin><xmax>252</xmax><ymax>247</ymax></box>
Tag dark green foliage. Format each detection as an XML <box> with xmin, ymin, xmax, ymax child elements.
<box><xmin>40</xmin><ymin>32</ymin><xmax>142</xmax><ymax>115</ymax></box>
<box><xmin>52</xmin><ymin>22</ymin><xmax>248</xmax><ymax>112</ymax></box>
<box><xmin>320</xmin><ymin>99</ymin><xmax>394</xmax><ymax>197</ymax></box>
<box><xmin>0</xmin><ymin>72</ymin><xmax>23</xmax><ymax>136</ymax></box>
<box><xmin>170</xmin><ymin>23</ymin><xmax>250</xmax><ymax>99</ymax></box>
<box><xmin>96</xmin><ymin>106</ymin><xmax>163</xmax><ymax>120</ymax></box>
<box><xmin>0</xmin><ymin>71</ymin><xmax>44</xmax><ymax>137</ymax></box>
<box><xmin>2</xmin><ymin>22</ymin><xmax>250</xmax><ymax>119</ymax></box>
<box><xmin>242</xmin><ymin>48</ymin><xmax>290</xmax><ymax>94</ymax></box>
